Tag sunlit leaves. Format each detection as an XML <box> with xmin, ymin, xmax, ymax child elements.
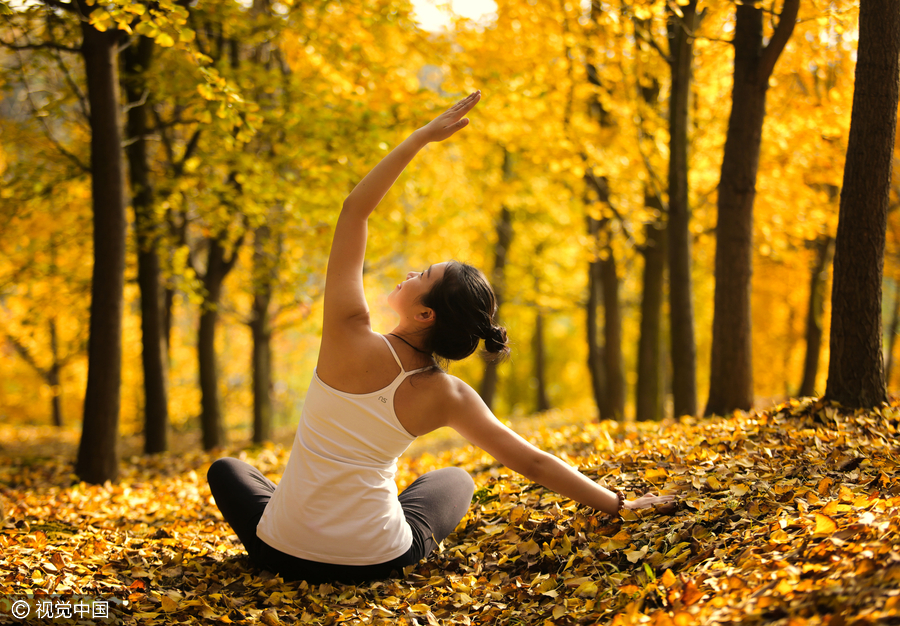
<box><xmin>4</xmin><ymin>398</ymin><xmax>900</xmax><ymax>623</ymax></box>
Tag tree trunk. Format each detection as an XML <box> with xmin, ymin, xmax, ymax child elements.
<box><xmin>885</xmin><ymin>270</ymin><xmax>900</xmax><ymax>385</ymax></box>
<box><xmin>586</xmin><ymin>225</ymin><xmax>607</xmax><ymax>416</ymax></box>
<box><xmin>75</xmin><ymin>20</ymin><xmax>126</xmax><ymax>484</ymax></box>
<box><xmin>636</xmin><ymin>213</ymin><xmax>666</xmax><ymax>421</ymax></box>
<box><xmin>585</xmin><ymin>173</ymin><xmax>623</xmax><ymax>421</ymax></box>
<box><xmin>532</xmin><ymin>269</ymin><xmax>550</xmax><ymax>412</ymax></box>
<box><xmin>123</xmin><ymin>35</ymin><xmax>169</xmax><ymax>454</ymax></box>
<box><xmin>824</xmin><ymin>0</ymin><xmax>899</xmax><ymax>408</ymax></box>
<box><xmin>164</xmin><ymin>286</ymin><xmax>175</xmax><ymax>356</ymax></box>
<box><xmin>251</xmin><ymin>225</ymin><xmax>275</xmax><ymax>444</ymax></box>
<box><xmin>705</xmin><ymin>0</ymin><xmax>799</xmax><ymax>416</ymax></box>
<box><xmin>480</xmin><ymin>151</ymin><xmax>514</xmax><ymax>410</ymax></box>
<box><xmin>49</xmin><ymin>318</ymin><xmax>63</xmax><ymax>427</ymax></box>
<box><xmin>251</xmin><ymin>298</ymin><xmax>273</xmax><ymax>444</ymax></box>
<box><xmin>199</xmin><ymin>238</ymin><xmax>229</xmax><ymax>450</ymax></box>
<box><xmin>799</xmin><ymin>234</ymin><xmax>834</xmax><ymax>397</ymax></box>
<box><xmin>667</xmin><ymin>0</ymin><xmax>699</xmax><ymax>418</ymax></box>
<box><xmin>600</xmin><ymin>248</ymin><xmax>625</xmax><ymax>420</ymax></box>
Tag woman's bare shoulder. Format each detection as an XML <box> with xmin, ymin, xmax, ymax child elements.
<box><xmin>317</xmin><ymin>331</ymin><xmax>399</xmax><ymax>393</ymax></box>
<box><xmin>416</xmin><ymin>372</ymin><xmax>485</xmax><ymax>413</ymax></box>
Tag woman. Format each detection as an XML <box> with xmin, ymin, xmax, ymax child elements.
<box><xmin>208</xmin><ymin>91</ymin><xmax>675</xmax><ymax>584</ymax></box>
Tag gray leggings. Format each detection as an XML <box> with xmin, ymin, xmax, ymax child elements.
<box><xmin>207</xmin><ymin>457</ymin><xmax>474</xmax><ymax>584</ymax></box>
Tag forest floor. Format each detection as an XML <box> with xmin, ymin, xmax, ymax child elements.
<box><xmin>2</xmin><ymin>398</ymin><xmax>900</xmax><ymax>626</ymax></box>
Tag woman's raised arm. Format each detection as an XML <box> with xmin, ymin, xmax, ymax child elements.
<box><xmin>322</xmin><ymin>91</ymin><xmax>482</xmax><ymax>332</ymax></box>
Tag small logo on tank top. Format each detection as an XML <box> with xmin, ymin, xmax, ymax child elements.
<box><xmin>379</xmin><ymin>396</ymin><xmax>387</xmax><ymax>403</ymax></box>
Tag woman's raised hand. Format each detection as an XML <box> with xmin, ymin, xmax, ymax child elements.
<box><xmin>418</xmin><ymin>90</ymin><xmax>481</xmax><ymax>143</ymax></box>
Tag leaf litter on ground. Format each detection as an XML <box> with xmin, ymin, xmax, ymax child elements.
<box><xmin>2</xmin><ymin>397</ymin><xmax>900</xmax><ymax>625</ymax></box>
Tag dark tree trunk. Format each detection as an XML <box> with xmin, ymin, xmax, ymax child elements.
<box><xmin>600</xmin><ymin>248</ymin><xmax>625</xmax><ymax>420</ymax></box>
<box><xmin>480</xmin><ymin>151</ymin><xmax>514</xmax><ymax>410</ymax></box>
<box><xmin>75</xmin><ymin>19</ymin><xmax>127</xmax><ymax>484</ymax></box>
<box><xmin>123</xmin><ymin>35</ymin><xmax>169</xmax><ymax>454</ymax></box>
<box><xmin>799</xmin><ymin>234</ymin><xmax>834</xmax><ymax>397</ymax></box>
<box><xmin>164</xmin><ymin>286</ymin><xmax>175</xmax><ymax>355</ymax></box>
<box><xmin>885</xmin><ymin>271</ymin><xmax>900</xmax><ymax>386</ymax></box>
<box><xmin>824</xmin><ymin>0</ymin><xmax>899</xmax><ymax>408</ymax></box>
<box><xmin>586</xmin><ymin>225</ymin><xmax>607</xmax><ymax>416</ymax></box>
<box><xmin>636</xmin><ymin>213</ymin><xmax>666</xmax><ymax>421</ymax></box>
<box><xmin>199</xmin><ymin>238</ymin><xmax>230</xmax><ymax>450</ymax></box>
<box><xmin>705</xmin><ymin>0</ymin><xmax>799</xmax><ymax>416</ymax></box>
<box><xmin>49</xmin><ymin>319</ymin><xmax>63</xmax><ymax>427</ymax></box>
<box><xmin>585</xmin><ymin>173</ymin><xmax>623</xmax><ymax>421</ymax></box>
<box><xmin>251</xmin><ymin>226</ymin><xmax>275</xmax><ymax>444</ymax></box>
<box><xmin>251</xmin><ymin>297</ymin><xmax>273</xmax><ymax>444</ymax></box>
<box><xmin>532</xmin><ymin>254</ymin><xmax>550</xmax><ymax>414</ymax></box>
<box><xmin>667</xmin><ymin>0</ymin><xmax>699</xmax><ymax>418</ymax></box>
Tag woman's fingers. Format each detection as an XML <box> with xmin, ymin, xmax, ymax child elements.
<box><xmin>654</xmin><ymin>501</ymin><xmax>678</xmax><ymax>514</ymax></box>
<box><xmin>419</xmin><ymin>91</ymin><xmax>481</xmax><ymax>142</ymax></box>
<box><xmin>451</xmin><ymin>91</ymin><xmax>481</xmax><ymax>112</ymax></box>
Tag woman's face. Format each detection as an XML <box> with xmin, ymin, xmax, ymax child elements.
<box><xmin>388</xmin><ymin>261</ymin><xmax>449</xmax><ymax>317</ymax></box>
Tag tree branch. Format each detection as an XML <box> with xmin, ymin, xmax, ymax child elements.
<box><xmin>177</xmin><ymin>128</ymin><xmax>203</xmax><ymax>175</ymax></box>
<box><xmin>0</xmin><ymin>39</ymin><xmax>80</xmax><ymax>53</ymax></box>
<box><xmin>586</xmin><ymin>170</ymin><xmax>635</xmax><ymax>246</ymax></box>
<box><xmin>5</xmin><ymin>332</ymin><xmax>49</xmax><ymax>380</ymax></box>
<box><xmin>758</xmin><ymin>0</ymin><xmax>800</xmax><ymax>82</ymax></box>
<box><xmin>3</xmin><ymin>23</ymin><xmax>91</xmax><ymax>173</ymax></box>
<box><xmin>45</xmin><ymin>8</ymin><xmax>90</xmax><ymax>124</ymax></box>
<box><xmin>629</xmin><ymin>14</ymin><xmax>671</xmax><ymax>66</ymax></box>
<box><xmin>40</xmin><ymin>0</ymin><xmax>78</xmax><ymax>13</ymax></box>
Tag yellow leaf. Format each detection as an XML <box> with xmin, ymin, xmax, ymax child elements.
<box><xmin>729</xmin><ymin>483</ymin><xmax>749</xmax><ymax>496</ymax></box>
<box><xmin>813</xmin><ymin>513</ymin><xmax>837</xmax><ymax>536</ymax></box>
<box><xmin>88</xmin><ymin>8</ymin><xmax>111</xmax><ymax>31</ymax></box>
<box><xmin>161</xmin><ymin>595</ymin><xmax>178</xmax><ymax>613</ymax></box>
<box><xmin>574</xmin><ymin>580</ymin><xmax>599</xmax><ymax>597</ymax></box>
<box><xmin>156</xmin><ymin>32</ymin><xmax>175</xmax><ymax>48</ymax></box>
<box><xmin>409</xmin><ymin>604</ymin><xmax>431</xmax><ymax>613</ymax></box>
<box><xmin>820</xmin><ymin>501</ymin><xmax>847</xmax><ymax>516</ymax></box>
<box><xmin>625</xmin><ymin>545</ymin><xmax>649</xmax><ymax>563</ymax></box>
<box><xmin>260</xmin><ymin>609</ymin><xmax>281</xmax><ymax>626</ymax></box>
<box><xmin>518</xmin><ymin>539</ymin><xmax>540</xmax><ymax>555</ymax></box>
<box><xmin>661</xmin><ymin>569</ymin><xmax>677</xmax><ymax>588</ymax></box>
<box><xmin>595</xmin><ymin>537</ymin><xmax>627</xmax><ymax>552</ymax></box>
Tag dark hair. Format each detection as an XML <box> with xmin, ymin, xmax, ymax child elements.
<box><xmin>419</xmin><ymin>261</ymin><xmax>510</xmax><ymax>363</ymax></box>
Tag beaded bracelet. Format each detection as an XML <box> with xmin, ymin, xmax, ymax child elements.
<box><xmin>613</xmin><ymin>489</ymin><xmax>625</xmax><ymax>514</ymax></box>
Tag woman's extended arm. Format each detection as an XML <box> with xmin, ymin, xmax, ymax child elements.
<box><xmin>322</xmin><ymin>91</ymin><xmax>481</xmax><ymax>329</ymax></box>
<box><xmin>443</xmin><ymin>378</ymin><xmax>675</xmax><ymax>515</ymax></box>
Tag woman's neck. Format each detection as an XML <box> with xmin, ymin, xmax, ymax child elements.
<box><xmin>386</xmin><ymin>328</ymin><xmax>435</xmax><ymax>368</ymax></box>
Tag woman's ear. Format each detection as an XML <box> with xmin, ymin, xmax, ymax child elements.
<box><xmin>415</xmin><ymin>308</ymin><xmax>436</xmax><ymax>325</ymax></box>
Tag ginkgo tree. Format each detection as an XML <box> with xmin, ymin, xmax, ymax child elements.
<box><xmin>1</xmin><ymin>0</ymin><xmax>255</xmax><ymax>481</ymax></box>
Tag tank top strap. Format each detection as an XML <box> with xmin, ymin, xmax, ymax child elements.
<box><xmin>380</xmin><ymin>334</ymin><xmax>405</xmax><ymax>371</ymax></box>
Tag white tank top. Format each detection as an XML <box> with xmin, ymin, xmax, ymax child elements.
<box><xmin>256</xmin><ymin>335</ymin><xmax>428</xmax><ymax>565</ymax></box>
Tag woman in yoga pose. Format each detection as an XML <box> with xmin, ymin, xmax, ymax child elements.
<box><xmin>207</xmin><ymin>91</ymin><xmax>675</xmax><ymax>583</ymax></box>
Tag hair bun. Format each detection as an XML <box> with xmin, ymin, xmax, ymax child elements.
<box><xmin>483</xmin><ymin>325</ymin><xmax>510</xmax><ymax>357</ymax></box>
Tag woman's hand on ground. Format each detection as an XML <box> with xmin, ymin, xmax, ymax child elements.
<box><xmin>417</xmin><ymin>91</ymin><xmax>481</xmax><ymax>143</ymax></box>
<box><xmin>624</xmin><ymin>492</ymin><xmax>678</xmax><ymax>514</ymax></box>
